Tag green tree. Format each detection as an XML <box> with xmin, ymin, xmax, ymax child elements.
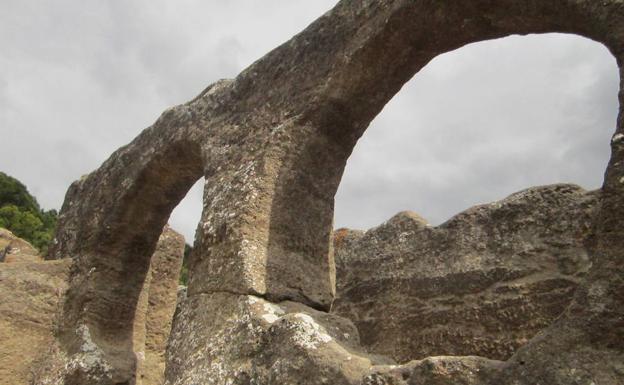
<box><xmin>0</xmin><ymin>205</ymin><xmax>44</xmax><ymax>240</ymax></box>
<box><xmin>0</xmin><ymin>172</ymin><xmax>40</xmax><ymax>212</ymax></box>
<box><xmin>0</xmin><ymin>172</ymin><xmax>58</xmax><ymax>254</ymax></box>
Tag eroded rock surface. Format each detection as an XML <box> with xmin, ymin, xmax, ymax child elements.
<box><xmin>365</xmin><ymin>356</ymin><xmax>504</xmax><ymax>385</ymax></box>
<box><xmin>0</xmin><ymin>227</ymin><xmax>64</xmax><ymax>385</ymax></box>
<box><xmin>29</xmin><ymin>0</ymin><xmax>624</xmax><ymax>384</ymax></box>
<box><xmin>140</xmin><ymin>226</ymin><xmax>186</xmax><ymax>385</ymax></box>
<box><xmin>0</xmin><ymin>228</ymin><xmax>41</xmax><ymax>263</ymax></box>
<box><xmin>166</xmin><ymin>291</ymin><xmax>387</xmax><ymax>385</ymax></box>
<box><xmin>333</xmin><ymin>184</ymin><xmax>597</xmax><ymax>362</ymax></box>
<box><xmin>0</xmin><ymin>227</ymin><xmax>184</xmax><ymax>385</ymax></box>
<box><xmin>0</xmin><ymin>258</ymin><xmax>71</xmax><ymax>385</ymax></box>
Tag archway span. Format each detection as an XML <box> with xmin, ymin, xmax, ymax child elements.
<box><xmin>335</xmin><ymin>32</ymin><xmax>618</xmax><ymax>231</ymax></box>
<box><xmin>47</xmin><ymin>1</ymin><xmax>624</xmax><ymax>384</ymax></box>
<box><xmin>50</xmin><ymin>127</ymin><xmax>204</xmax><ymax>383</ymax></box>
<box><xmin>257</xmin><ymin>2</ymin><xmax>623</xmax><ymax>381</ymax></box>
<box><xmin>263</xmin><ymin>3</ymin><xmax>624</xmax><ymax>313</ymax></box>
<box><xmin>327</xmin><ymin>33</ymin><xmax>619</xmax><ymax>363</ymax></box>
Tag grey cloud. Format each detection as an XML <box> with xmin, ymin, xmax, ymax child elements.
<box><xmin>0</xmin><ymin>2</ymin><xmax>619</xmax><ymax>242</ymax></box>
<box><xmin>334</xmin><ymin>33</ymin><xmax>618</xmax><ymax>231</ymax></box>
<box><xmin>0</xmin><ymin>0</ymin><xmax>336</xmax><ymax>242</ymax></box>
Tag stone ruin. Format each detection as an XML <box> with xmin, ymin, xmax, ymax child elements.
<box><xmin>2</xmin><ymin>0</ymin><xmax>624</xmax><ymax>384</ymax></box>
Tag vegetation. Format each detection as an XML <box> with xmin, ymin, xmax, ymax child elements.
<box><xmin>0</xmin><ymin>171</ymin><xmax>192</xmax><ymax>278</ymax></box>
<box><xmin>0</xmin><ymin>172</ymin><xmax>58</xmax><ymax>254</ymax></box>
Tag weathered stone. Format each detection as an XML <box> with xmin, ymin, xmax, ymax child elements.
<box><xmin>32</xmin><ymin>0</ymin><xmax>624</xmax><ymax>384</ymax></box>
<box><xmin>34</xmin><ymin>226</ymin><xmax>185</xmax><ymax>385</ymax></box>
<box><xmin>165</xmin><ymin>292</ymin><xmax>385</xmax><ymax>385</ymax></box>
<box><xmin>133</xmin><ymin>262</ymin><xmax>151</xmax><ymax>385</ymax></box>
<box><xmin>140</xmin><ymin>226</ymin><xmax>185</xmax><ymax>385</ymax></box>
<box><xmin>0</xmin><ymin>259</ymin><xmax>71</xmax><ymax>385</ymax></box>
<box><xmin>365</xmin><ymin>356</ymin><xmax>504</xmax><ymax>385</ymax></box>
<box><xmin>0</xmin><ymin>227</ymin><xmax>41</xmax><ymax>263</ymax></box>
<box><xmin>333</xmin><ymin>184</ymin><xmax>597</xmax><ymax>362</ymax></box>
<box><xmin>175</xmin><ymin>285</ymin><xmax>187</xmax><ymax>306</ymax></box>
<box><xmin>0</xmin><ymin>226</ymin><xmax>184</xmax><ymax>385</ymax></box>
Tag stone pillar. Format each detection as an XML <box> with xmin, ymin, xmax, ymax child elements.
<box><xmin>141</xmin><ymin>226</ymin><xmax>185</xmax><ymax>385</ymax></box>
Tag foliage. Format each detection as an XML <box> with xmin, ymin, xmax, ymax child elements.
<box><xmin>0</xmin><ymin>172</ymin><xmax>58</xmax><ymax>254</ymax></box>
<box><xmin>0</xmin><ymin>172</ymin><xmax>40</xmax><ymax>213</ymax></box>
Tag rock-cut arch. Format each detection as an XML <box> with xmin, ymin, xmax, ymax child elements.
<box><xmin>48</xmin><ymin>129</ymin><xmax>204</xmax><ymax>383</ymax></box>
<box><xmin>48</xmin><ymin>1</ymin><xmax>624</xmax><ymax>384</ymax></box>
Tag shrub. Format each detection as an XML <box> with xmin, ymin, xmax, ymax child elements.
<box><xmin>0</xmin><ymin>172</ymin><xmax>58</xmax><ymax>254</ymax></box>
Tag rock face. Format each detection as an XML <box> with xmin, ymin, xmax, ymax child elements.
<box><xmin>332</xmin><ymin>184</ymin><xmax>597</xmax><ymax>362</ymax></box>
<box><xmin>139</xmin><ymin>226</ymin><xmax>186</xmax><ymax>385</ymax></box>
<box><xmin>0</xmin><ymin>226</ymin><xmax>184</xmax><ymax>385</ymax></box>
<box><xmin>364</xmin><ymin>356</ymin><xmax>505</xmax><ymax>385</ymax></box>
<box><xmin>0</xmin><ymin>258</ymin><xmax>71</xmax><ymax>385</ymax></box>
<box><xmin>166</xmin><ymin>292</ymin><xmax>381</xmax><ymax>385</ymax></box>
<box><xmin>0</xmin><ymin>229</ymin><xmax>66</xmax><ymax>385</ymax></box>
<box><xmin>0</xmin><ymin>228</ymin><xmax>41</xmax><ymax>263</ymax></box>
<box><xmin>29</xmin><ymin>0</ymin><xmax>624</xmax><ymax>384</ymax></box>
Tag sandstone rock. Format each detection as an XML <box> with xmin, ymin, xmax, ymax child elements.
<box><xmin>0</xmin><ymin>259</ymin><xmax>71</xmax><ymax>385</ymax></box>
<box><xmin>41</xmin><ymin>225</ymin><xmax>185</xmax><ymax>385</ymax></box>
<box><xmin>365</xmin><ymin>356</ymin><xmax>504</xmax><ymax>385</ymax></box>
<box><xmin>0</xmin><ymin>227</ymin><xmax>41</xmax><ymax>263</ymax></box>
<box><xmin>164</xmin><ymin>291</ymin><xmax>507</xmax><ymax>385</ymax></box>
<box><xmin>34</xmin><ymin>0</ymin><xmax>624</xmax><ymax>384</ymax></box>
<box><xmin>140</xmin><ymin>226</ymin><xmax>185</xmax><ymax>385</ymax></box>
<box><xmin>175</xmin><ymin>285</ymin><xmax>187</xmax><ymax>305</ymax></box>
<box><xmin>165</xmin><ymin>291</ymin><xmax>386</xmax><ymax>385</ymax></box>
<box><xmin>0</xmin><ymin>226</ymin><xmax>184</xmax><ymax>385</ymax></box>
<box><xmin>332</xmin><ymin>184</ymin><xmax>597</xmax><ymax>362</ymax></box>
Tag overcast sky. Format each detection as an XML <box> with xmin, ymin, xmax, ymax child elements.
<box><xmin>1</xmin><ymin>1</ymin><xmax>619</xmax><ymax>242</ymax></box>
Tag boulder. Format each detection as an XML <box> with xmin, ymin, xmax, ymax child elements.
<box><xmin>165</xmin><ymin>291</ymin><xmax>385</xmax><ymax>385</ymax></box>
<box><xmin>332</xmin><ymin>184</ymin><xmax>597</xmax><ymax>362</ymax></box>
<box><xmin>139</xmin><ymin>225</ymin><xmax>186</xmax><ymax>385</ymax></box>
<box><xmin>0</xmin><ymin>228</ymin><xmax>41</xmax><ymax>263</ymax></box>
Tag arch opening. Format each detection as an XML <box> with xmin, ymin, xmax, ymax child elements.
<box><xmin>132</xmin><ymin>177</ymin><xmax>204</xmax><ymax>385</ymax></box>
<box><xmin>52</xmin><ymin>135</ymin><xmax>205</xmax><ymax>383</ymax></box>
<box><xmin>335</xmin><ymin>33</ymin><xmax>618</xmax><ymax>231</ymax></box>
<box><xmin>169</xmin><ymin>177</ymin><xmax>205</xmax><ymax>249</ymax></box>
<box><xmin>330</xmin><ymin>33</ymin><xmax>620</xmax><ymax>363</ymax></box>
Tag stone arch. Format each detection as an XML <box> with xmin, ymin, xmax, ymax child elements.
<box><xmin>48</xmin><ymin>1</ymin><xmax>624</xmax><ymax>384</ymax></box>
<box><xmin>263</xmin><ymin>3</ymin><xmax>624</xmax><ymax>295</ymax></box>
<box><xmin>49</xmin><ymin>124</ymin><xmax>205</xmax><ymax>383</ymax></box>
<box><xmin>325</xmin><ymin>32</ymin><xmax>618</xmax><ymax>363</ymax></box>
<box><xmin>332</xmin><ymin>33</ymin><xmax>618</xmax><ymax>230</ymax></box>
